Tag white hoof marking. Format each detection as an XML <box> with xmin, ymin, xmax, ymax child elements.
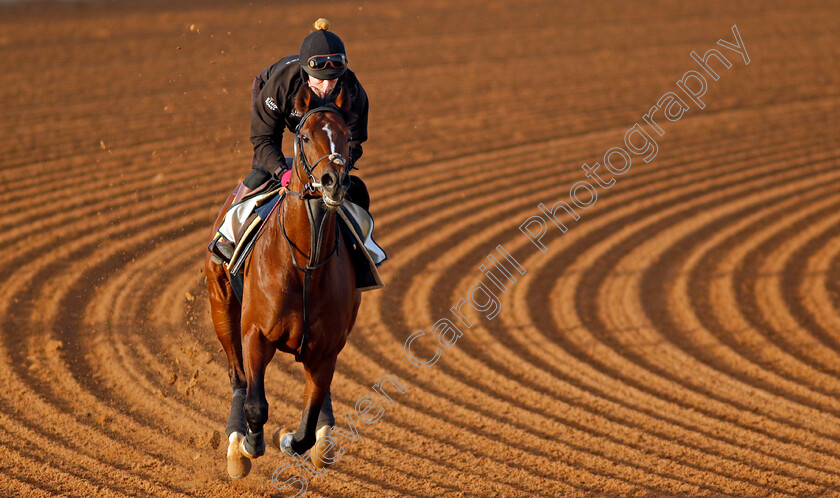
<box><xmin>226</xmin><ymin>432</ymin><xmax>251</xmax><ymax>479</ymax></box>
<box><xmin>311</xmin><ymin>425</ymin><xmax>335</xmax><ymax>469</ymax></box>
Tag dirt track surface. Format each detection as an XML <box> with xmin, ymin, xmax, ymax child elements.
<box><xmin>2</xmin><ymin>0</ymin><xmax>840</xmax><ymax>496</ymax></box>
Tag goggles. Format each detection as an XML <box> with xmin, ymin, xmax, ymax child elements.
<box><xmin>307</xmin><ymin>53</ymin><xmax>347</xmax><ymax>71</ymax></box>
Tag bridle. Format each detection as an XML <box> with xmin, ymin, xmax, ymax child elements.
<box><xmin>289</xmin><ymin>105</ymin><xmax>350</xmax><ymax>196</ymax></box>
<box><xmin>279</xmin><ymin>105</ymin><xmax>351</xmax><ymax>361</ymax></box>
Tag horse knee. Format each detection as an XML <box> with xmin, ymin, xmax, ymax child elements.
<box><xmin>229</xmin><ymin>371</ymin><xmax>246</xmax><ymax>392</ymax></box>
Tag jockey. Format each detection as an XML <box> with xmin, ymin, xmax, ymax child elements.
<box><xmin>210</xmin><ymin>18</ymin><xmax>369</xmax><ymax>263</ymax></box>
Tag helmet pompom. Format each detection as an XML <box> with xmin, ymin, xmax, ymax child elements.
<box><xmin>314</xmin><ymin>18</ymin><xmax>330</xmax><ymax>31</ymax></box>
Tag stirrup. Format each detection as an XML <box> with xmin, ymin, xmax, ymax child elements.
<box><xmin>208</xmin><ymin>233</ymin><xmax>234</xmax><ymax>265</ymax></box>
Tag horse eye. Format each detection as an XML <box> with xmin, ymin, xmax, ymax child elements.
<box><xmin>302</xmin><ymin>134</ymin><xmax>310</xmax><ymax>142</ymax></box>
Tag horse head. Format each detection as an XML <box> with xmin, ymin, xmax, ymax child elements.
<box><xmin>291</xmin><ymin>82</ymin><xmax>354</xmax><ymax>209</ymax></box>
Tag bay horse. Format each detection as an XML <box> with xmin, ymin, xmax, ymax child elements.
<box><xmin>205</xmin><ymin>83</ymin><xmax>361</xmax><ymax>478</ymax></box>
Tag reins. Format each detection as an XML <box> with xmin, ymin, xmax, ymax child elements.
<box><xmin>279</xmin><ymin>105</ymin><xmax>350</xmax><ymax>361</ymax></box>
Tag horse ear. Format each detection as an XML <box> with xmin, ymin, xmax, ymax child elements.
<box><xmin>333</xmin><ymin>82</ymin><xmax>351</xmax><ymax>112</ymax></box>
<box><xmin>295</xmin><ymin>84</ymin><xmax>313</xmax><ymax>115</ymax></box>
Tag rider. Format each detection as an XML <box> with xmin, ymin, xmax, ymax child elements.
<box><xmin>210</xmin><ymin>18</ymin><xmax>369</xmax><ymax>263</ymax></box>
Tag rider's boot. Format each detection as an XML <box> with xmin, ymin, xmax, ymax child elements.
<box><xmin>208</xmin><ymin>183</ymin><xmax>255</xmax><ymax>265</ymax></box>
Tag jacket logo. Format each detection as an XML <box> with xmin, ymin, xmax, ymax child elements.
<box><xmin>264</xmin><ymin>97</ymin><xmax>278</xmax><ymax>111</ymax></box>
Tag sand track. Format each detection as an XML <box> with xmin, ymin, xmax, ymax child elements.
<box><xmin>1</xmin><ymin>0</ymin><xmax>839</xmax><ymax>496</ymax></box>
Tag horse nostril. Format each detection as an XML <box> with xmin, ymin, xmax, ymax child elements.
<box><xmin>321</xmin><ymin>172</ymin><xmax>336</xmax><ymax>188</ymax></box>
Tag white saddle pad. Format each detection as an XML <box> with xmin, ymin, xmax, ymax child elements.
<box><xmin>217</xmin><ymin>189</ymin><xmax>279</xmax><ymax>243</ymax></box>
<box><xmin>341</xmin><ymin>201</ymin><xmax>387</xmax><ymax>266</ymax></box>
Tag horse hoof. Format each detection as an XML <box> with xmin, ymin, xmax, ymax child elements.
<box><xmin>276</xmin><ymin>431</ymin><xmax>296</xmax><ymax>457</ymax></box>
<box><xmin>271</xmin><ymin>427</ymin><xmax>286</xmax><ymax>451</ymax></box>
<box><xmin>311</xmin><ymin>425</ymin><xmax>335</xmax><ymax>469</ymax></box>
<box><xmin>226</xmin><ymin>432</ymin><xmax>252</xmax><ymax>479</ymax></box>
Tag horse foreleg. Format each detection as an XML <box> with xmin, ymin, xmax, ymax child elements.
<box><xmin>278</xmin><ymin>356</ymin><xmax>336</xmax><ymax>458</ymax></box>
<box><xmin>239</xmin><ymin>327</ymin><xmax>275</xmax><ymax>459</ymax></box>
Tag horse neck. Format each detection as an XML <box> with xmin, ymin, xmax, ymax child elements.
<box><xmin>281</xmin><ymin>195</ymin><xmax>338</xmax><ymax>266</ymax></box>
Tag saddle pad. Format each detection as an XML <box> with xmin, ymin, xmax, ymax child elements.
<box><xmin>217</xmin><ymin>185</ymin><xmax>282</xmax><ymax>243</ymax></box>
<box><xmin>340</xmin><ymin>201</ymin><xmax>387</xmax><ymax>267</ymax></box>
<box><xmin>228</xmin><ymin>191</ymin><xmax>285</xmax><ymax>276</ymax></box>
<box><xmin>337</xmin><ymin>203</ymin><xmax>386</xmax><ymax>292</ymax></box>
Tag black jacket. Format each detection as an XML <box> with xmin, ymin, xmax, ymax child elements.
<box><xmin>251</xmin><ymin>55</ymin><xmax>369</xmax><ymax>177</ymax></box>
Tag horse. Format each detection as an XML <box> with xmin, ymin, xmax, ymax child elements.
<box><xmin>205</xmin><ymin>82</ymin><xmax>361</xmax><ymax>478</ymax></box>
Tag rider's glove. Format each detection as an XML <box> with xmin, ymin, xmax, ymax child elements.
<box><xmin>280</xmin><ymin>169</ymin><xmax>292</xmax><ymax>187</ymax></box>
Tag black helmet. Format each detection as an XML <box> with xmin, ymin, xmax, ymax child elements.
<box><xmin>300</xmin><ymin>18</ymin><xmax>347</xmax><ymax>80</ymax></box>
